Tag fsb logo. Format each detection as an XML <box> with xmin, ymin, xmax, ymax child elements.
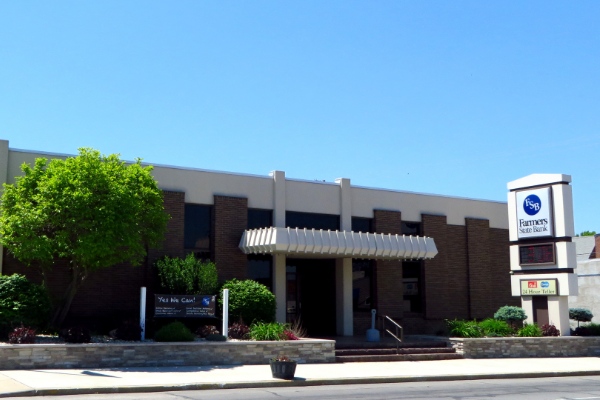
<box><xmin>523</xmin><ymin>195</ymin><xmax>541</xmax><ymax>216</ymax></box>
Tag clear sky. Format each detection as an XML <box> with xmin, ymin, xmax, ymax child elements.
<box><xmin>1</xmin><ymin>1</ymin><xmax>599</xmax><ymax>233</ymax></box>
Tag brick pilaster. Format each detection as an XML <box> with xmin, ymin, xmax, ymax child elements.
<box><xmin>373</xmin><ymin>210</ymin><xmax>403</xmax><ymax>319</ymax></box>
<box><xmin>466</xmin><ymin>218</ymin><xmax>491</xmax><ymax>319</ymax></box>
<box><xmin>422</xmin><ymin>214</ymin><xmax>470</xmax><ymax>320</ymax></box>
<box><xmin>213</xmin><ymin>195</ymin><xmax>248</xmax><ymax>282</ymax></box>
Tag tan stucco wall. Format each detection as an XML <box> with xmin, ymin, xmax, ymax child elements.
<box><xmin>4</xmin><ymin>142</ymin><xmax>509</xmax><ymax>231</ymax></box>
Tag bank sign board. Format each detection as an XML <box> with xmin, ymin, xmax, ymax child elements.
<box><xmin>515</xmin><ymin>187</ymin><xmax>554</xmax><ymax>239</ymax></box>
<box><xmin>520</xmin><ymin>279</ymin><xmax>558</xmax><ymax>296</ymax></box>
<box><xmin>154</xmin><ymin>295</ymin><xmax>216</xmax><ymax>318</ymax></box>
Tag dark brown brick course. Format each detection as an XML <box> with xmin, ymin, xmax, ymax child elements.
<box><xmin>213</xmin><ymin>195</ymin><xmax>248</xmax><ymax>282</ymax></box>
<box><xmin>373</xmin><ymin>210</ymin><xmax>403</xmax><ymax>319</ymax></box>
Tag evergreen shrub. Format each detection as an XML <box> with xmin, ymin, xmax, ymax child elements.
<box><xmin>494</xmin><ymin>306</ymin><xmax>527</xmax><ymax>327</ymax></box>
<box><xmin>219</xmin><ymin>279</ymin><xmax>276</xmax><ymax>324</ymax></box>
<box><xmin>569</xmin><ymin>308</ymin><xmax>593</xmax><ymax>327</ymax></box>
<box><xmin>154</xmin><ymin>321</ymin><xmax>195</xmax><ymax>342</ymax></box>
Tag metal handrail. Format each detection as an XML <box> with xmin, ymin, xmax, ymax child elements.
<box><xmin>379</xmin><ymin>315</ymin><xmax>404</xmax><ymax>354</ymax></box>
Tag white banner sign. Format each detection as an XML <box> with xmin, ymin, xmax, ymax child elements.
<box><xmin>515</xmin><ymin>187</ymin><xmax>554</xmax><ymax>239</ymax></box>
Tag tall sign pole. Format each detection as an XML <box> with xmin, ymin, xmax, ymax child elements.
<box><xmin>507</xmin><ymin>174</ymin><xmax>578</xmax><ymax>335</ymax></box>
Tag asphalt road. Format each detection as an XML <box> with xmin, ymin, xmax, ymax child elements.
<box><xmin>6</xmin><ymin>375</ymin><xmax>600</xmax><ymax>400</ymax></box>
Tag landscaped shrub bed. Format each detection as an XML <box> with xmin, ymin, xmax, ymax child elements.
<box><xmin>446</xmin><ymin>306</ymin><xmax>560</xmax><ymax>338</ymax></box>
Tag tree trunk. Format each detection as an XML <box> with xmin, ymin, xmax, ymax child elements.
<box><xmin>51</xmin><ymin>266</ymin><xmax>87</xmax><ymax>328</ymax></box>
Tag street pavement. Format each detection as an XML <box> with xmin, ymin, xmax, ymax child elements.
<box><xmin>2</xmin><ymin>357</ymin><xmax>600</xmax><ymax>398</ymax></box>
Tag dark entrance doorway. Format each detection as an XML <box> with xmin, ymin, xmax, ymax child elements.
<box><xmin>532</xmin><ymin>296</ymin><xmax>549</xmax><ymax>326</ymax></box>
<box><xmin>286</xmin><ymin>258</ymin><xmax>336</xmax><ymax>337</ymax></box>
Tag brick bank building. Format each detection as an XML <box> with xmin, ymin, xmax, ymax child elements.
<box><xmin>0</xmin><ymin>140</ymin><xmax>517</xmax><ymax>336</ymax></box>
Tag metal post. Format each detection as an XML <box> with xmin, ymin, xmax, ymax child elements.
<box><xmin>140</xmin><ymin>287</ymin><xmax>146</xmax><ymax>341</ymax></box>
<box><xmin>222</xmin><ymin>289</ymin><xmax>229</xmax><ymax>340</ymax></box>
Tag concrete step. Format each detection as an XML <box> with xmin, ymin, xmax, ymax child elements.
<box><xmin>336</xmin><ymin>347</ymin><xmax>458</xmax><ymax>356</ymax></box>
<box><xmin>334</xmin><ymin>340</ymin><xmax>449</xmax><ymax>350</ymax></box>
<box><xmin>335</xmin><ymin>352</ymin><xmax>463</xmax><ymax>363</ymax></box>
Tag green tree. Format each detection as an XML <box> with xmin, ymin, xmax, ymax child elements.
<box><xmin>0</xmin><ymin>148</ymin><xmax>169</xmax><ymax>326</ymax></box>
<box><xmin>577</xmin><ymin>231</ymin><xmax>596</xmax><ymax>237</ymax></box>
<box><xmin>155</xmin><ymin>253</ymin><xmax>219</xmax><ymax>295</ymax></box>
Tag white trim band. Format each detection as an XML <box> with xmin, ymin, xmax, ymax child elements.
<box><xmin>239</xmin><ymin>227</ymin><xmax>437</xmax><ymax>260</ymax></box>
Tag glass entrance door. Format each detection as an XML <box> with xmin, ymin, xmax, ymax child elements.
<box><xmin>286</xmin><ymin>259</ymin><xmax>336</xmax><ymax>337</ymax></box>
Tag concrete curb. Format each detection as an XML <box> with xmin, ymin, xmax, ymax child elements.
<box><xmin>3</xmin><ymin>370</ymin><xmax>600</xmax><ymax>398</ymax></box>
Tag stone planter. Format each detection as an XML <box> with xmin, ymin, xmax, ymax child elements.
<box><xmin>0</xmin><ymin>339</ymin><xmax>335</xmax><ymax>370</ymax></box>
<box><xmin>450</xmin><ymin>336</ymin><xmax>600</xmax><ymax>358</ymax></box>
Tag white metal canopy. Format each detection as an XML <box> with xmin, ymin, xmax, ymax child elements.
<box><xmin>238</xmin><ymin>227</ymin><xmax>437</xmax><ymax>260</ymax></box>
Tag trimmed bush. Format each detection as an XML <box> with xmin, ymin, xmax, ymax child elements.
<box><xmin>573</xmin><ymin>323</ymin><xmax>600</xmax><ymax>336</ymax></box>
<box><xmin>569</xmin><ymin>308</ymin><xmax>593</xmax><ymax>327</ymax></box>
<box><xmin>516</xmin><ymin>323</ymin><xmax>542</xmax><ymax>337</ymax></box>
<box><xmin>115</xmin><ymin>320</ymin><xmax>142</xmax><ymax>341</ymax></box>
<box><xmin>8</xmin><ymin>326</ymin><xmax>36</xmax><ymax>344</ymax></box>
<box><xmin>155</xmin><ymin>254</ymin><xmax>219</xmax><ymax>295</ymax></box>
<box><xmin>249</xmin><ymin>322</ymin><xmax>286</xmax><ymax>341</ymax></box>
<box><xmin>205</xmin><ymin>333</ymin><xmax>227</xmax><ymax>341</ymax></box>
<box><xmin>154</xmin><ymin>321</ymin><xmax>195</xmax><ymax>342</ymax></box>
<box><xmin>445</xmin><ymin>319</ymin><xmax>483</xmax><ymax>338</ymax></box>
<box><xmin>479</xmin><ymin>318</ymin><xmax>513</xmax><ymax>337</ymax></box>
<box><xmin>282</xmin><ymin>329</ymin><xmax>299</xmax><ymax>340</ymax></box>
<box><xmin>228</xmin><ymin>322</ymin><xmax>250</xmax><ymax>340</ymax></box>
<box><xmin>219</xmin><ymin>279</ymin><xmax>276</xmax><ymax>325</ymax></box>
<box><xmin>0</xmin><ymin>274</ymin><xmax>52</xmax><ymax>339</ymax></box>
<box><xmin>196</xmin><ymin>325</ymin><xmax>219</xmax><ymax>338</ymax></box>
<box><xmin>494</xmin><ymin>306</ymin><xmax>527</xmax><ymax>327</ymax></box>
<box><xmin>61</xmin><ymin>326</ymin><xmax>92</xmax><ymax>343</ymax></box>
<box><xmin>541</xmin><ymin>324</ymin><xmax>560</xmax><ymax>336</ymax></box>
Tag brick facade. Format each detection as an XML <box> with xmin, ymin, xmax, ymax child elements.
<box><xmin>373</xmin><ymin>209</ymin><xmax>403</xmax><ymax>319</ymax></box>
<box><xmin>422</xmin><ymin>214</ymin><xmax>516</xmax><ymax>322</ymax></box>
<box><xmin>422</xmin><ymin>215</ymin><xmax>469</xmax><ymax>320</ymax></box>
<box><xmin>2</xmin><ymin>190</ymin><xmax>189</xmax><ymax>329</ymax></box>
<box><xmin>2</xmin><ymin>186</ymin><xmax>516</xmax><ymax>334</ymax></box>
<box><xmin>466</xmin><ymin>218</ymin><xmax>492</xmax><ymax>319</ymax></box>
<box><xmin>213</xmin><ymin>195</ymin><xmax>248</xmax><ymax>282</ymax></box>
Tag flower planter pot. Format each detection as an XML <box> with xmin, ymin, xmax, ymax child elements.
<box><xmin>270</xmin><ymin>360</ymin><xmax>297</xmax><ymax>379</ymax></box>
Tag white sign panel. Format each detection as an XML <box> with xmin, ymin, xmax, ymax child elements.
<box><xmin>515</xmin><ymin>187</ymin><xmax>554</xmax><ymax>239</ymax></box>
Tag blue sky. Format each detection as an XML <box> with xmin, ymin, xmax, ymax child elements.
<box><xmin>1</xmin><ymin>1</ymin><xmax>599</xmax><ymax>233</ymax></box>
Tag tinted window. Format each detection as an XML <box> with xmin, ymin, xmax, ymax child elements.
<box><xmin>403</xmin><ymin>261</ymin><xmax>423</xmax><ymax>313</ymax></box>
<box><xmin>352</xmin><ymin>217</ymin><xmax>373</xmax><ymax>233</ymax></box>
<box><xmin>184</xmin><ymin>204</ymin><xmax>212</xmax><ymax>251</ymax></box>
<box><xmin>286</xmin><ymin>211</ymin><xmax>340</xmax><ymax>231</ymax></box>
<box><xmin>353</xmin><ymin>259</ymin><xmax>374</xmax><ymax>311</ymax></box>
<box><xmin>401</xmin><ymin>221</ymin><xmax>421</xmax><ymax>235</ymax></box>
<box><xmin>248</xmin><ymin>255</ymin><xmax>272</xmax><ymax>291</ymax></box>
<box><xmin>248</xmin><ymin>209</ymin><xmax>273</xmax><ymax>229</ymax></box>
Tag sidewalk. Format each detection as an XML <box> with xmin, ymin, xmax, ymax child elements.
<box><xmin>2</xmin><ymin>357</ymin><xmax>600</xmax><ymax>398</ymax></box>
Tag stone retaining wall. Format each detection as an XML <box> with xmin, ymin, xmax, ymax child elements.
<box><xmin>451</xmin><ymin>337</ymin><xmax>600</xmax><ymax>358</ymax></box>
<box><xmin>0</xmin><ymin>339</ymin><xmax>335</xmax><ymax>370</ymax></box>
